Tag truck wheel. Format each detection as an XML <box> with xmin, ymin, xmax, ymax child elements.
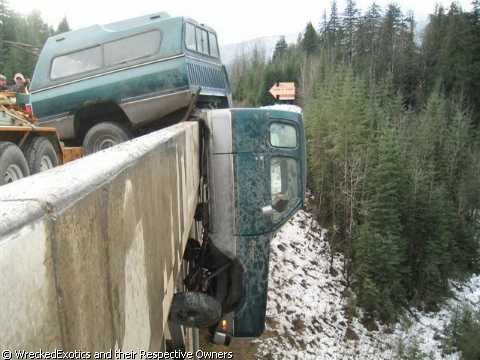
<box><xmin>169</xmin><ymin>292</ymin><xmax>222</xmax><ymax>328</ymax></box>
<box><xmin>0</xmin><ymin>142</ymin><xmax>30</xmax><ymax>185</ymax></box>
<box><xmin>83</xmin><ymin>122</ymin><xmax>133</xmax><ymax>155</ymax></box>
<box><xmin>23</xmin><ymin>137</ymin><xmax>59</xmax><ymax>174</ymax></box>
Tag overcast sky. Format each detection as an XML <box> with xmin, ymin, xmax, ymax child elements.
<box><xmin>8</xmin><ymin>0</ymin><xmax>475</xmax><ymax>46</ymax></box>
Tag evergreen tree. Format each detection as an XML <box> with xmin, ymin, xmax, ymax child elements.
<box><xmin>325</xmin><ymin>0</ymin><xmax>343</xmax><ymax>61</ymax></box>
<box><xmin>354</xmin><ymin>123</ymin><xmax>407</xmax><ymax>321</ymax></box>
<box><xmin>355</xmin><ymin>3</ymin><xmax>383</xmax><ymax>85</ymax></box>
<box><xmin>377</xmin><ymin>4</ymin><xmax>407</xmax><ymax>82</ymax></box>
<box><xmin>301</xmin><ymin>22</ymin><xmax>318</xmax><ymax>55</ymax></box>
<box><xmin>422</xmin><ymin>3</ymin><xmax>480</xmax><ymax>126</ymax></box>
<box><xmin>342</xmin><ymin>0</ymin><xmax>359</xmax><ymax>61</ymax></box>
<box><xmin>0</xmin><ymin>6</ymin><xmax>51</xmax><ymax>79</ymax></box>
<box><xmin>56</xmin><ymin>16</ymin><xmax>71</xmax><ymax>34</ymax></box>
<box><xmin>272</xmin><ymin>36</ymin><xmax>288</xmax><ymax>62</ymax></box>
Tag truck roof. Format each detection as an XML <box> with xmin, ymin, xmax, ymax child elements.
<box><xmin>30</xmin><ymin>12</ymin><xmax>219</xmax><ymax>91</ymax></box>
<box><xmin>40</xmin><ymin>12</ymin><xmax>217</xmax><ymax>54</ymax></box>
<box><xmin>42</xmin><ymin>12</ymin><xmax>174</xmax><ymax>55</ymax></box>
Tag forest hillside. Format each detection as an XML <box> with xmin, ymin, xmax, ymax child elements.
<box><xmin>230</xmin><ymin>0</ymin><xmax>480</xmax><ymax>325</ymax></box>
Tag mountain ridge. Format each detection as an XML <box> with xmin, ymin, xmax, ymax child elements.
<box><xmin>219</xmin><ymin>34</ymin><xmax>299</xmax><ymax>72</ymax></box>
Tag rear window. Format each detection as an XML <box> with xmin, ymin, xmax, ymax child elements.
<box><xmin>50</xmin><ymin>30</ymin><xmax>161</xmax><ymax>79</ymax></box>
<box><xmin>185</xmin><ymin>23</ymin><xmax>219</xmax><ymax>58</ymax></box>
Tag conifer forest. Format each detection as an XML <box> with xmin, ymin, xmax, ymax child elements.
<box><xmin>233</xmin><ymin>0</ymin><xmax>480</xmax><ymax>322</ymax></box>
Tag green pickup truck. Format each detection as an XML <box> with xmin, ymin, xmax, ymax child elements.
<box><xmin>168</xmin><ymin>105</ymin><xmax>306</xmax><ymax>345</ymax></box>
<box><xmin>29</xmin><ymin>12</ymin><xmax>232</xmax><ymax>154</ymax></box>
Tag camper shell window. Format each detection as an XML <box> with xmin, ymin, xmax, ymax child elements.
<box><xmin>50</xmin><ymin>30</ymin><xmax>162</xmax><ymax>79</ymax></box>
<box><xmin>208</xmin><ymin>32</ymin><xmax>219</xmax><ymax>58</ymax></box>
<box><xmin>51</xmin><ymin>46</ymin><xmax>102</xmax><ymax>79</ymax></box>
<box><xmin>185</xmin><ymin>23</ymin><xmax>219</xmax><ymax>58</ymax></box>
<box><xmin>104</xmin><ymin>30</ymin><xmax>161</xmax><ymax>66</ymax></box>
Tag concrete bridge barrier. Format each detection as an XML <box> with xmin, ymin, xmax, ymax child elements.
<box><xmin>0</xmin><ymin>122</ymin><xmax>199</xmax><ymax>354</ymax></box>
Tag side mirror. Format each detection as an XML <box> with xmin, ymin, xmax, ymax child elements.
<box><xmin>261</xmin><ymin>193</ymin><xmax>290</xmax><ymax>216</ymax></box>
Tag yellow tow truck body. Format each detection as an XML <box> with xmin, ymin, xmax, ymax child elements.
<box><xmin>0</xmin><ymin>92</ymin><xmax>82</xmax><ymax>184</ymax></box>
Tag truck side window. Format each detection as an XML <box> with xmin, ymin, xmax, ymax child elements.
<box><xmin>270</xmin><ymin>123</ymin><xmax>297</xmax><ymax>148</ymax></box>
<box><xmin>104</xmin><ymin>30</ymin><xmax>161</xmax><ymax>66</ymax></box>
<box><xmin>270</xmin><ymin>157</ymin><xmax>299</xmax><ymax>221</ymax></box>
<box><xmin>51</xmin><ymin>46</ymin><xmax>101</xmax><ymax>79</ymax></box>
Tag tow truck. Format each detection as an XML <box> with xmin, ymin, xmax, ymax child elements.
<box><xmin>0</xmin><ymin>92</ymin><xmax>82</xmax><ymax>185</ymax></box>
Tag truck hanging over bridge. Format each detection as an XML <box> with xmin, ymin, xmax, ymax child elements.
<box><xmin>0</xmin><ymin>105</ymin><xmax>306</xmax><ymax>351</ymax></box>
<box><xmin>0</xmin><ymin>11</ymin><xmax>306</xmax><ymax>354</ymax></box>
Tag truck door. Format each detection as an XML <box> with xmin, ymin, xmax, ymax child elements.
<box><xmin>234</xmin><ymin>108</ymin><xmax>305</xmax><ymax>234</ymax></box>
<box><xmin>232</xmin><ymin>108</ymin><xmax>305</xmax><ymax>337</ymax></box>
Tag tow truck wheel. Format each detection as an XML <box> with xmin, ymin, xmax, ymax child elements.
<box><xmin>169</xmin><ymin>292</ymin><xmax>222</xmax><ymax>328</ymax></box>
<box><xmin>23</xmin><ymin>137</ymin><xmax>59</xmax><ymax>174</ymax></box>
<box><xmin>83</xmin><ymin>121</ymin><xmax>133</xmax><ymax>155</ymax></box>
<box><xmin>0</xmin><ymin>142</ymin><xmax>30</xmax><ymax>185</ymax></box>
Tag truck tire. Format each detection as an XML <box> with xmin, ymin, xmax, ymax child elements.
<box><xmin>23</xmin><ymin>137</ymin><xmax>59</xmax><ymax>174</ymax></box>
<box><xmin>168</xmin><ymin>292</ymin><xmax>222</xmax><ymax>328</ymax></box>
<box><xmin>0</xmin><ymin>142</ymin><xmax>30</xmax><ymax>185</ymax></box>
<box><xmin>83</xmin><ymin>122</ymin><xmax>133</xmax><ymax>155</ymax></box>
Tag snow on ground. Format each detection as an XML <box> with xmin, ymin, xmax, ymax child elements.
<box><xmin>255</xmin><ymin>210</ymin><xmax>480</xmax><ymax>359</ymax></box>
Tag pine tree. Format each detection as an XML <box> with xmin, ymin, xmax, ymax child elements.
<box><xmin>302</xmin><ymin>22</ymin><xmax>318</xmax><ymax>55</ymax></box>
<box><xmin>354</xmin><ymin>123</ymin><xmax>407</xmax><ymax>321</ymax></box>
<box><xmin>56</xmin><ymin>16</ymin><xmax>71</xmax><ymax>34</ymax></box>
<box><xmin>355</xmin><ymin>3</ymin><xmax>383</xmax><ymax>85</ymax></box>
<box><xmin>342</xmin><ymin>0</ymin><xmax>359</xmax><ymax>61</ymax></box>
<box><xmin>272</xmin><ymin>36</ymin><xmax>288</xmax><ymax>63</ymax></box>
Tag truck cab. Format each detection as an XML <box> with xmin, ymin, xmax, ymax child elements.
<box><xmin>168</xmin><ymin>106</ymin><xmax>306</xmax><ymax>343</ymax></box>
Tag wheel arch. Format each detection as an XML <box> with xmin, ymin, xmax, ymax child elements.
<box><xmin>74</xmin><ymin>101</ymin><xmax>133</xmax><ymax>142</ymax></box>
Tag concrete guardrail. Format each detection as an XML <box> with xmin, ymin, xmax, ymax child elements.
<box><xmin>0</xmin><ymin>121</ymin><xmax>199</xmax><ymax>354</ymax></box>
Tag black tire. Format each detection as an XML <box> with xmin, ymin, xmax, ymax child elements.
<box><xmin>83</xmin><ymin>121</ymin><xmax>133</xmax><ymax>155</ymax></box>
<box><xmin>23</xmin><ymin>136</ymin><xmax>59</xmax><ymax>174</ymax></box>
<box><xmin>168</xmin><ymin>292</ymin><xmax>222</xmax><ymax>328</ymax></box>
<box><xmin>0</xmin><ymin>142</ymin><xmax>30</xmax><ymax>185</ymax></box>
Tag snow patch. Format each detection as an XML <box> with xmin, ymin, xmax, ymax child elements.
<box><xmin>255</xmin><ymin>210</ymin><xmax>479</xmax><ymax>359</ymax></box>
